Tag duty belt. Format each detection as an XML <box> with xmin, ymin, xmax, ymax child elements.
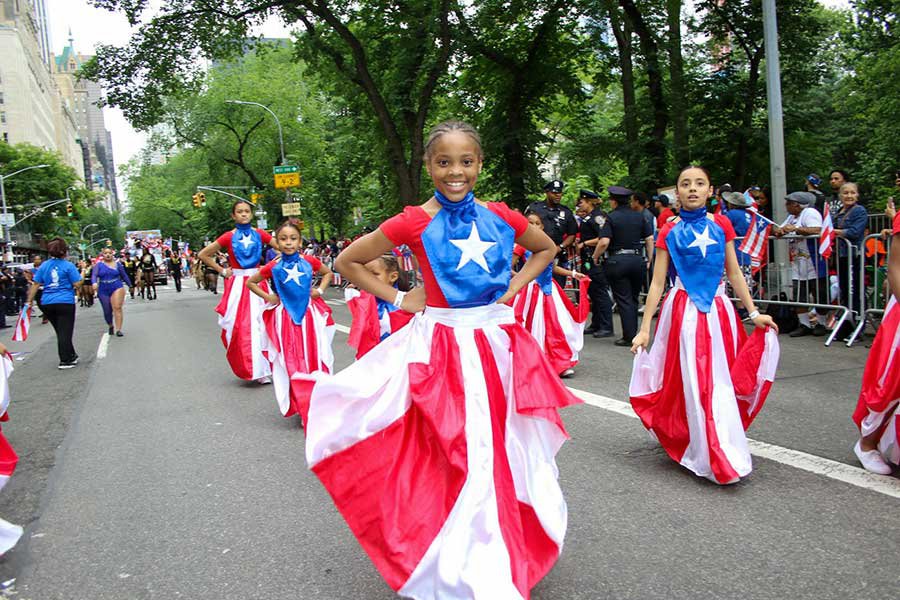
<box><xmin>612</xmin><ymin>249</ymin><xmax>640</xmax><ymax>255</ymax></box>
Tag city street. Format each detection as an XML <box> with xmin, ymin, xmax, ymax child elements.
<box><xmin>0</xmin><ymin>283</ymin><xmax>897</xmax><ymax>599</ymax></box>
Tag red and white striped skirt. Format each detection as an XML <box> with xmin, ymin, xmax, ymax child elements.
<box><xmin>512</xmin><ymin>279</ymin><xmax>589</xmax><ymax>375</ymax></box>
<box><xmin>214</xmin><ymin>269</ymin><xmax>272</xmax><ymax>381</ymax></box>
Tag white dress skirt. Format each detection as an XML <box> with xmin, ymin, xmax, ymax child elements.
<box><xmin>214</xmin><ymin>268</ymin><xmax>272</xmax><ymax>381</ymax></box>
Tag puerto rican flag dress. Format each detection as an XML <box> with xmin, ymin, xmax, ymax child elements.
<box><xmin>257</xmin><ymin>253</ymin><xmax>335</xmax><ymax>422</ymax></box>
<box><xmin>300</xmin><ymin>192</ymin><xmax>582</xmax><ymax>599</ymax></box>
<box><xmin>0</xmin><ymin>353</ymin><xmax>22</xmax><ymax>554</ymax></box>
<box><xmin>628</xmin><ymin>207</ymin><xmax>780</xmax><ymax>484</ymax></box>
<box><xmin>214</xmin><ymin>224</ymin><xmax>273</xmax><ymax>381</ymax></box>
<box><xmin>852</xmin><ymin>212</ymin><xmax>900</xmax><ymax>465</ymax></box>
<box><xmin>344</xmin><ymin>288</ymin><xmax>415</xmax><ymax>360</ymax></box>
<box><xmin>511</xmin><ymin>245</ymin><xmax>590</xmax><ymax>375</ymax></box>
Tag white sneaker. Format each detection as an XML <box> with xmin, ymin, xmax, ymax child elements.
<box><xmin>854</xmin><ymin>440</ymin><xmax>893</xmax><ymax>475</ymax></box>
<box><xmin>256</xmin><ymin>376</ymin><xmax>272</xmax><ymax>385</ymax></box>
<box><xmin>560</xmin><ymin>368</ymin><xmax>575</xmax><ymax>378</ymax></box>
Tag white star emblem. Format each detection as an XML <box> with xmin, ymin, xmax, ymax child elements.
<box><xmin>687</xmin><ymin>225</ymin><xmax>718</xmax><ymax>258</ymax></box>
<box><xmin>449</xmin><ymin>222</ymin><xmax>497</xmax><ymax>272</ymax></box>
<box><xmin>282</xmin><ymin>263</ymin><xmax>306</xmax><ymax>286</ymax></box>
<box><xmin>237</xmin><ymin>234</ymin><xmax>254</xmax><ymax>250</ymax></box>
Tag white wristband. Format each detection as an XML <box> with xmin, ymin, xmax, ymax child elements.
<box><xmin>393</xmin><ymin>290</ymin><xmax>406</xmax><ymax>308</ymax></box>
<box><xmin>748</xmin><ymin>310</ymin><xmax>760</xmax><ymax>320</ymax></box>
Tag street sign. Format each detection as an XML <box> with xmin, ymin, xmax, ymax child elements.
<box><xmin>0</xmin><ymin>214</ymin><xmax>15</xmax><ymax>227</ymax></box>
<box><xmin>281</xmin><ymin>202</ymin><xmax>302</xmax><ymax>216</ymax></box>
<box><xmin>273</xmin><ymin>165</ymin><xmax>300</xmax><ymax>189</ymax></box>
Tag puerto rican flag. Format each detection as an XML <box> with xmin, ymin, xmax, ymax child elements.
<box><xmin>739</xmin><ymin>211</ymin><xmax>771</xmax><ymax>273</ymax></box>
<box><xmin>11</xmin><ymin>307</ymin><xmax>30</xmax><ymax>342</ymax></box>
<box><xmin>819</xmin><ymin>204</ymin><xmax>835</xmax><ymax>259</ymax></box>
<box><xmin>0</xmin><ymin>354</ymin><xmax>22</xmax><ymax>554</ymax></box>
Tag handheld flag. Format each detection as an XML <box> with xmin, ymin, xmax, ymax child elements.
<box><xmin>738</xmin><ymin>211</ymin><xmax>771</xmax><ymax>274</ymax></box>
<box><xmin>11</xmin><ymin>307</ymin><xmax>30</xmax><ymax>342</ymax></box>
<box><xmin>819</xmin><ymin>204</ymin><xmax>834</xmax><ymax>259</ymax></box>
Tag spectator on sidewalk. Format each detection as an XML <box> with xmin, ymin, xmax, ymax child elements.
<box><xmin>805</xmin><ymin>173</ymin><xmax>827</xmax><ymax>216</ymax></box>
<box><xmin>723</xmin><ymin>191</ymin><xmax>754</xmax><ymax>268</ymax></box>
<box><xmin>828</xmin><ymin>169</ymin><xmax>850</xmax><ymax>215</ymax></box>
<box><xmin>834</xmin><ymin>182</ymin><xmax>868</xmax><ymax>337</ymax></box>
<box><xmin>653</xmin><ymin>194</ymin><xmax>674</xmax><ymax>230</ymax></box>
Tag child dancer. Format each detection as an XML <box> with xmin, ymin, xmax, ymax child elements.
<box><xmin>301</xmin><ymin>120</ymin><xmax>581</xmax><ymax>599</ymax></box>
<box><xmin>246</xmin><ymin>220</ymin><xmax>336</xmax><ymax>422</ymax></box>
<box><xmin>0</xmin><ymin>342</ymin><xmax>22</xmax><ymax>554</ymax></box>
<box><xmin>630</xmin><ymin>166</ymin><xmax>780</xmax><ymax>485</ymax></box>
<box><xmin>512</xmin><ymin>213</ymin><xmax>590</xmax><ymax>378</ymax></box>
<box><xmin>851</xmin><ymin>210</ymin><xmax>900</xmax><ymax>474</ymax></box>
<box><xmin>91</xmin><ymin>247</ymin><xmax>132</xmax><ymax>337</ymax></box>
<box><xmin>199</xmin><ymin>200</ymin><xmax>278</xmax><ymax>383</ymax></box>
<box><xmin>344</xmin><ymin>255</ymin><xmax>415</xmax><ymax>359</ymax></box>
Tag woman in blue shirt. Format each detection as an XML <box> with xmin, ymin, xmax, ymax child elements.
<box><xmin>834</xmin><ymin>182</ymin><xmax>868</xmax><ymax>330</ymax></box>
<box><xmin>26</xmin><ymin>238</ymin><xmax>82</xmax><ymax>369</ymax></box>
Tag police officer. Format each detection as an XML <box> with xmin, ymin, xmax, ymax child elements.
<box><xmin>593</xmin><ymin>186</ymin><xmax>654</xmax><ymax>347</ymax></box>
<box><xmin>576</xmin><ymin>190</ymin><xmax>614</xmax><ymax>337</ymax></box>
<box><xmin>527</xmin><ymin>179</ymin><xmax>578</xmax><ymax>287</ymax></box>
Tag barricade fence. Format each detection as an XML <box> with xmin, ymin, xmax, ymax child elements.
<box><xmin>857</xmin><ymin>232</ymin><xmax>892</xmax><ymax>342</ymax></box>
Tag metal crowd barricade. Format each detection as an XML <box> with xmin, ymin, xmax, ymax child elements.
<box><xmin>730</xmin><ymin>235</ymin><xmax>857</xmax><ymax>347</ymax></box>
<box><xmin>867</xmin><ymin>213</ymin><xmax>890</xmax><ymax>238</ymax></box>
<box><xmin>853</xmin><ymin>232</ymin><xmax>892</xmax><ymax>344</ymax></box>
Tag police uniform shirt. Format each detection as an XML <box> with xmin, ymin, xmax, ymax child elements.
<box><xmin>598</xmin><ymin>205</ymin><xmax>653</xmax><ymax>251</ymax></box>
<box><xmin>579</xmin><ymin>207</ymin><xmax>608</xmax><ymax>261</ymax></box>
<box><xmin>526</xmin><ymin>201</ymin><xmax>578</xmax><ymax>247</ymax></box>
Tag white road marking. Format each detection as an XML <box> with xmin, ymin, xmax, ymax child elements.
<box><xmin>96</xmin><ymin>333</ymin><xmax>110</xmax><ymax>360</ymax></box>
<box><xmin>327</xmin><ymin>318</ymin><xmax>900</xmax><ymax>498</ymax></box>
<box><xmin>325</xmin><ymin>299</ymin><xmax>346</xmax><ymax>306</ymax></box>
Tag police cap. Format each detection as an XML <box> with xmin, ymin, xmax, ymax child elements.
<box><xmin>607</xmin><ymin>185</ymin><xmax>633</xmax><ymax>199</ymax></box>
<box><xmin>543</xmin><ymin>180</ymin><xmax>564</xmax><ymax>193</ymax></box>
<box><xmin>578</xmin><ymin>189</ymin><xmax>599</xmax><ymax>200</ymax></box>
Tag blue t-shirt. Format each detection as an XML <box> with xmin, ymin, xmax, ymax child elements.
<box><xmin>34</xmin><ymin>258</ymin><xmax>82</xmax><ymax>305</ymax></box>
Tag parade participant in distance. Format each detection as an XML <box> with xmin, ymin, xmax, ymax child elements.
<box><xmin>852</xmin><ymin>208</ymin><xmax>900</xmax><ymax>474</ymax></box>
<box><xmin>246</xmin><ymin>219</ymin><xmax>335</xmax><ymax>422</ymax></box>
<box><xmin>91</xmin><ymin>246</ymin><xmax>132</xmax><ymax>337</ymax></box>
<box><xmin>167</xmin><ymin>247</ymin><xmax>183</xmax><ymax>293</ymax></box>
<box><xmin>303</xmin><ymin>120</ymin><xmax>580</xmax><ymax>598</ymax></box>
<box><xmin>526</xmin><ymin>179</ymin><xmax>578</xmax><ymax>287</ymax></box>
<box><xmin>512</xmin><ymin>212</ymin><xmax>590</xmax><ymax>378</ymax></box>
<box><xmin>122</xmin><ymin>252</ymin><xmax>138</xmax><ymax>299</ymax></box>
<box><xmin>344</xmin><ymin>254</ymin><xmax>415</xmax><ymax>360</ymax></box>
<box><xmin>630</xmin><ymin>166</ymin><xmax>780</xmax><ymax>485</ymax></box>
<box><xmin>138</xmin><ymin>247</ymin><xmax>158</xmax><ymax>300</ymax></box>
<box><xmin>577</xmin><ymin>189</ymin><xmax>614</xmax><ymax>337</ymax></box>
<box><xmin>26</xmin><ymin>239</ymin><xmax>82</xmax><ymax>369</ymax></box>
<box><xmin>199</xmin><ymin>200</ymin><xmax>278</xmax><ymax>383</ymax></box>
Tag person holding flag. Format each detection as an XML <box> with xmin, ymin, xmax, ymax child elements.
<box><xmin>199</xmin><ymin>200</ymin><xmax>279</xmax><ymax>383</ymax></box>
<box><xmin>300</xmin><ymin>120</ymin><xmax>581</xmax><ymax>598</ymax></box>
<box><xmin>630</xmin><ymin>166</ymin><xmax>780</xmax><ymax>485</ymax></box>
<box><xmin>344</xmin><ymin>255</ymin><xmax>415</xmax><ymax>360</ymax></box>
<box><xmin>246</xmin><ymin>219</ymin><xmax>335</xmax><ymax>423</ymax></box>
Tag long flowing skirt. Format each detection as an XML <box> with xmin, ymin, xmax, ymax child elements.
<box><xmin>629</xmin><ymin>282</ymin><xmax>779</xmax><ymax>484</ymax></box>
<box><xmin>853</xmin><ymin>296</ymin><xmax>900</xmax><ymax>464</ymax></box>
<box><xmin>344</xmin><ymin>289</ymin><xmax>416</xmax><ymax>359</ymax></box>
<box><xmin>0</xmin><ymin>354</ymin><xmax>22</xmax><ymax>554</ymax></box>
<box><xmin>214</xmin><ymin>268</ymin><xmax>272</xmax><ymax>381</ymax></box>
<box><xmin>263</xmin><ymin>297</ymin><xmax>335</xmax><ymax>421</ymax></box>
<box><xmin>512</xmin><ymin>279</ymin><xmax>589</xmax><ymax>375</ymax></box>
<box><xmin>300</xmin><ymin>304</ymin><xmax>581</xmax><ymax>599</ymax></box>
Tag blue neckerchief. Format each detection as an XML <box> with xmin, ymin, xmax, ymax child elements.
<box><xmin>524</xmin><ymin>249</ymin><xmax>554</xmax><ymax>295</ymax></box>
<box><xmin>271</xmin><ymin>252</ymin><xmax>313</xmax><ymax>325</ymax></box>
<box><xmin>667</xmin><ymin>207</ymin><xmax>726</xmax><ymax>313</ymax></box>
<box><xmin>422</xmin><ymin>191</ymin><xmax>515</xmax><ymax>307</ymax></box>
<box><xmin>231</xmin><ymin>223</ymin><xmax>262</xmax><ymax>269</ymax></box>
<box><xmin>375</xmin><ymin>295</ymin><xmax>399</xmax><ymax>341</ymax></box>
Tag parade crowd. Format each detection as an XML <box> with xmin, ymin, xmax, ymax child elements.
<box><xmin>0</xmin><ymin>121</ymin><xmax>897</xmax><ymax>599</ymax></box>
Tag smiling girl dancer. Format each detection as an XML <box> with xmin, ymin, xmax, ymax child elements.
<box><xmin>344</xmin><ymin>255</ymin><xmax>416</xmax><ymax>360</ymax></box>
<box><xmin>630</xmin><ymin>166</ymin><xmax>780</xmax><ymax>485</ymax></box>
<box><xmin>246</xmin><ymin>219</ymin><xmax>335</xmax><ymax>423</ymax></box>
<box><xmin>512</xmin><ymin>212</ymin><xmax>590</xmax><ymax>378</ymax></box>
<box><xmin>301</xmin><ymin>121</ymin><xmax>580</xmax><ymax>599</ymax></box>
<box><xmin>199</xmin><ymin>200</ymin><xmax>278</xmax><ymax>383</ymax></box>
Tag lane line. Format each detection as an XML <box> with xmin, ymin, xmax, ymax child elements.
<box><xmin>325</xmin><ymin>299</ymin><xmax>347</xmax><ymax>306</ymax></box>
<box><xmin>326</xmin><ymin>316</ymin><xmax>900</xmax><ymax>498</ymax></box>
<box><xmin>96</xmin><ymin>333</ymin><xmax>110</xmax><ymax>360</ymax></box>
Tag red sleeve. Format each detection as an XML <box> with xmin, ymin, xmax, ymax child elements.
<box><xmin>892</xmin><ymin>213</ymin><xmax>900</xmax><ymax>235</ymax></box>
<box><xmin>302</xmin><ymin>255</ymin><xmax>323</xmax><ymax>272</ymax></box>
<box><xmin>380</xmin><ymin>208</ymin><xmax>414</xmax><ymax>246</ymax></box>
<box><xmin>513</xmin><ymin>244</ymin><xmax>527</xmax><ymax>258</ymax></box>
<box><xmin>488</xmin><ymin>202</ymin><xmax>528</xmax><ymax>238</ymax></box>
<box><xmin>258</xmin><ymin>259</ymin><xmax>276</xmax><ymax>281</ymax></box>
<box><xmin>714</xmin><ymin>213</ymin><xmax>737</xmax><ymax>242</ymax></box>
<box><xmin>258</xmin><ymin>229</ymin><xmax>273</xmax><ymax>245</ymax></box>
<box><xmin>656</xmin><ymin>221</ymin><xmax>676</xmax><ymax>250</ymax></box>
<box><xmin>216</xmin><ymin>231</ymin><xmax>233</xmax><ymax>248</ymax></box>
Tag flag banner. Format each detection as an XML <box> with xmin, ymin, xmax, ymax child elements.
<box><xmin>11</xmin><ymin>307</ymin><xmax>30</xmax><ymax>342</ymax></box>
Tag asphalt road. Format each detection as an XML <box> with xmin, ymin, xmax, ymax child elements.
<box><xmin>0</xmin><ymin>283</ymin><xmax>896</xmax><ymax>599</ymax></box>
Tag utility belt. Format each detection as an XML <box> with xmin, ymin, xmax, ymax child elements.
<box><xmin>610</xmin><ymin>248</ymin><xmax>641</xmax><ymax>256</ymax></box>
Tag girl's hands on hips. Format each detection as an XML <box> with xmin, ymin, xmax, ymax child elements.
<box><xmin>631</xmin><ymin>331</ymin><xmax>650</xmax><ymax>354</ymax></box>
<box><xmin>265</xmin><ymin>293</ymin><xmax>280</xmax><ymax>306</ymax></box>
<box><xmin>495</xmin><ymin>287</ymin><xmax>517</xmax><ymax>306</ymax></box>
<box><xmin>400</xmin><ymin>287</ymin><xmax>426</xmax><ymax>313</ymax></box>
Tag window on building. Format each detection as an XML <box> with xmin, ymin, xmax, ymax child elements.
<box><xmin>2</xmin><ymin>133</ymin><xmax>8</xmax><ymax>143</ymax></box>
<box><xmin>0</xmin><ymin>112</ymin><xmax>5</xmax><ymax>124</ymax></box>
<box><xmin>0</xmin><ymin>92</ymin><xmax>4</xmax><ymax>105</ymax></box>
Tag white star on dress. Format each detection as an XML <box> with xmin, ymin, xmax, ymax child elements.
<box><xmin>687</xmin><ymin>225</ymin><xmax>718</xmax><ymax>258</ymax></box>
<box><xmin>282</xmin><ymin>263</ymin><xmax>306</xmax><ymax>286</ymax></box>
<box><xmin>237</xmin><ymin>234</ymin><xmax>255</xmax><ymax>250</ymax></box>
<box><xmin>450</xmin><ymin>222</ymin><xmax>497</xmax><ymax>272</ymax></box>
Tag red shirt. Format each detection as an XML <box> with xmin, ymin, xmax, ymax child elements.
<box><xmin>216</xmin><ymin>228</ymin><xmax>273</xmax><ymax>269</ymax></box>
<box><xmin>656</xmin><ymin>208</ymin><xmax>675</xmax><ymax>230</ymax></box>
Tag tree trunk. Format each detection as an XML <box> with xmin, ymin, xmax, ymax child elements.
<box><xmin>667</xmin><ymin>0</ymin><xmax>689</xmax><ymax>168</ymax></box>
<box><xmin>607</xmin><ymin>4</ymin><xmax>638</xmax><ymax>175</ymax></box>
<box><xmin>503</xmin><ymin>85</ymin><xmax>529</xmax><ymax>208</ymax></box>
<box><xmin>734</xmin><ymin>54</ymin><xmax>762</xmax><ymax>189</ymax></box>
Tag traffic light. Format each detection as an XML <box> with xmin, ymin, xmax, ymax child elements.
<box><xmin>250</xmin><ymin>193</ymin><xmax>261</xmax><ymax>204</ymax></box>
<box><xmin>198</xmin><ymin>192</ymin><xmax>206</xmax><ymax>206</ymax></box>
<box><xmin>65</xmin><ymin>202</ymin><xmax>74</xmax><ymax>217</ymax></box>
<box><xmin>192</xmin><ymin>193</ymin><xmax>201</xmax><ymax>208</ymax></box>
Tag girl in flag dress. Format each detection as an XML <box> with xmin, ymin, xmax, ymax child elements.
<box><xmin>630</xmin><ymin>166</ymin><xmax>780</xmax><ymax>485</ymax></box>
<box><xmin>199</xmin><ymin>200</ymin><xmax>279</xmax><ymax>383</ymax></box>
<box><xmin>344</xmin><ymin>255</ymin><xmax>416</xmax><ymax>360</ymax></box>
<box><xmin>246</xmin><ymin>219</ymin><xmax>335</xmax><ymax>423</ymax></box>
<box><xmin>301</xmin><ymin>120</ymin><xmax>581</xmax><ymax>599</ymax></box>
<box><xmin>511</xmin><ymin>213</ymin><xmax>590</xmax><ymax>378</ymax></box>
<box><xmin>0</xmin><ymin>341</ymin><xmax>23</xmax><ymax>554</ymax></box>
<box><xmin>851</xmin><ymin>210</ymin><xmax>900</xmax><ymax>475</ymax></box>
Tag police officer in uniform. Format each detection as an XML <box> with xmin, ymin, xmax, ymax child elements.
<box><xmin>576</xmin><ymin>190</ymin><xmax>613</xmax><ymax>337</ymax></box>
<box><xmin>593</xmin><ymin>186</ymin><xmax>654</xmax><ymax>346</ymax></box>
<box><xmin>526</xmin><ymin>179</ymin><xmax>578</xmax><ymax>287</ymax></box>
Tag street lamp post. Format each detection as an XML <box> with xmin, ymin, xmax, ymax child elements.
<box><xmin>80</xmin><ymin>223</ymin><xmax>99</xmax><ymax>259</ymax></box>
<box><xmin>225</xmin><ymin>100</ymin><xmax>286</xmax><ymax>165</ymax></box>
<box><xmin>0</xmin><ymin>164</ymin><xmax>49</xmax><ymax>263</ymax></box>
